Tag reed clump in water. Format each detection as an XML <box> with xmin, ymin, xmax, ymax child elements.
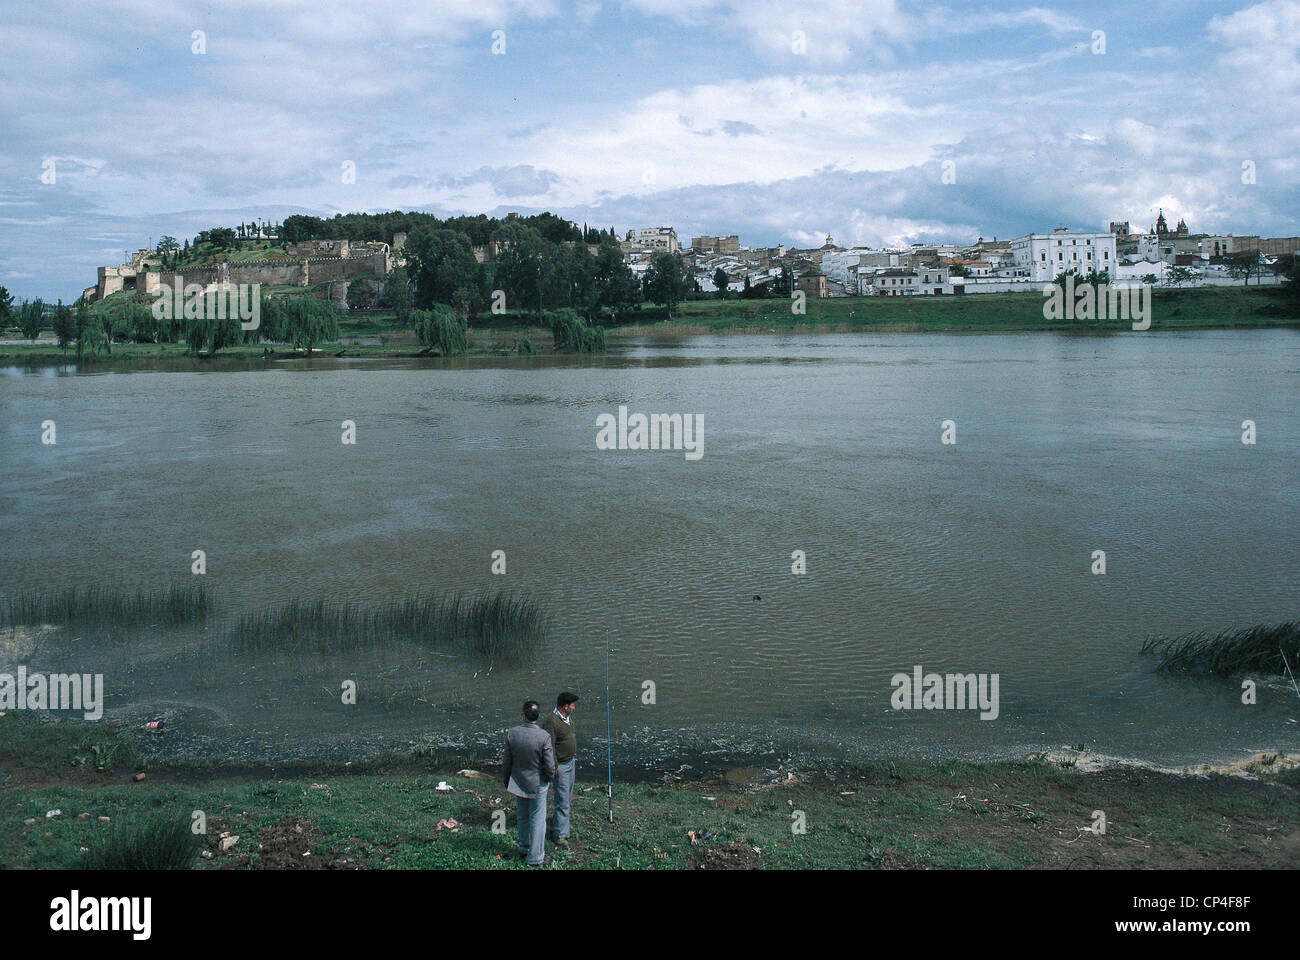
<box><xmin>1141</xmin><ymin>621</ymin><xmax>1299</xmax><ymax>676</ymax></box>
<box><xmin>1</xmin><ymin>582</ymin><xmax>213</xmax><ymax>629</ymax></box>
<box><xmin>232</xmin><ymin>590</ymin><xmax>547</xmax><ymax>664</ymax></box>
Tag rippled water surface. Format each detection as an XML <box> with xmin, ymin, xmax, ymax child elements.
<box><xmin>1</xmin><ymin>330</ymin><xmax>1297</xmax><ymax>767</ymax></box>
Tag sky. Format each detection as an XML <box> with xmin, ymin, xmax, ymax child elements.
<box><xmin>1</xmin><ymin>0</ymin><xmax>1298</xmax><ymax>301</ymax></box>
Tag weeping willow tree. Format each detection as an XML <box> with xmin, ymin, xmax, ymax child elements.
<box><xmin>283</xmin><ymin>296</ymin><xmax>339</xmax><ymax>355</ymax></box>
<box><xmin>549</xmin><ymin>308</ymin><xmax>605</xmax><ymax>353</ymax></box>
<box><xmin>412</xmin><ymin>304</ymin><xmax>468</xmax><ymax>355</ymax></box>
<box><xmin>183</xmin><ymin>309</ymin><xmax>241</xmax><ymax>356</ymax></box>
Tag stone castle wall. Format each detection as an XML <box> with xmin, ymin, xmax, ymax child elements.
<box><xmin>100</xmin><ymin>250</ymin><xmax>390</xmax><ymax>301</ymax></box>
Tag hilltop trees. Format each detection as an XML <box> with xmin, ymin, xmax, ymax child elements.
<box><xmin>194</xmin><ymin>227</ymin><xmax>237</xmax><ymax>252</ymax></box>
<box><xmin>280</xmin><ymin>215</ymin><xmax>324</xmax><ymax>244</ymax></box>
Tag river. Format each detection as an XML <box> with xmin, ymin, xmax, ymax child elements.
<box><xmin>1</xmin><ymin>329</ymin><xmax>1296</xmax><ymax>769</ymax></box>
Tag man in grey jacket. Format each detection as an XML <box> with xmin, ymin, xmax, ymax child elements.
<box><xmin>503</xmin><ymin>700</ymin><xmax>558</xmax><ymax>866</ymax></box>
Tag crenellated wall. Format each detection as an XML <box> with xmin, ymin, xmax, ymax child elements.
<box><xmin>93</xmin><ymin>248</ymin><xmax>390</xmax><ymax>302</ymax></box>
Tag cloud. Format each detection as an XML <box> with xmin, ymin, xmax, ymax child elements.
<box><xmin>1209</xmin><ymin>0</ymin><xmax>1300</xmax><ymax>95</ymax></box>
<box><xmin>2</xmin><ymin>0</ymin><xmax>1298</xmax><ymax>302</ymax></box>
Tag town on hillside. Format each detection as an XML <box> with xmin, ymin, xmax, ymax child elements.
<box><xmin>81</xmin><ymin>209</ymin><xmax>1300</xmax><ymax>312</ymax></box>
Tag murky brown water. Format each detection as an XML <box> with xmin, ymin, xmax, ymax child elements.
<box><xmin>1</xmin><ymin>330</ymin><xmax>1297</xmax><ymax>768</ymax></box>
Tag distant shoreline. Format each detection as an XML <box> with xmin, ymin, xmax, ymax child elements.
<box><xmin>3</xmin><ymin>287</ymin><xmax>1295</xmax><ymax>367</ymax></box>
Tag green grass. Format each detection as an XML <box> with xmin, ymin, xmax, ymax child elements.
<box><xmin>4</xmin><ymin>285</ymin><xmax>1293</xmax><ymax>366</ymax></box>
<box><xmin>1</xmin><ymin>713</ymin><xmax>1294</xmax><ymax>870</ymax></box>
<box><xmin>81</xmin><ymin>811</ymin><xmax>200</xmax><ymax>870</ymax></box>
<box><xmin>639</xmin><ymin>285</ymin><xmax>1299</xmax><ymax>334</ymax></box>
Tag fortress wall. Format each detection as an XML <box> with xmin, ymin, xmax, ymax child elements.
<box><xmin>225</xmin><ymin>259</ymin><xmax>305</xmax><ymax>287</ymax></box>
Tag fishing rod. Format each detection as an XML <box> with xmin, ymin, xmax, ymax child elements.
<box><xmin>1281</xmin><ymin>647</ymin><xmax>1300</xmax><ymax>703</ymax></box>
<box><xmin>605</xmin><ymin>629</ymin><xmax>614</xmax><ymax>823</ymax></box>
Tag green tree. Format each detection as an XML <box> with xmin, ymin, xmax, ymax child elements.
<box><xmin>52</xmin><ymin>301</ymin><xmax>76</xmax><ymax>351</ymax></box>
<box><xmin>283</xmin><ymin>297</ymin><xmax>339</xmax><ymax>355</ymax></box>
<box><xmin>643</xmin><ymin>251</ymin><xmax>691</xmax><ymax>318</ymax></box>
<box><xmin>405</xmin><ymin>228</ymin><xmax>482</xmax><ymax>312</ymax></box>
<box><xmin>127</xmin><ymin>301</ymin><xmax>159</xmax><ymax>343</ymax></box>
<box><xmin>157</xmin><ymin>236</ymin><xmax>179</xmax><ymax>256</ymax></box>
<box><xmin>1273</xmin><ymin>253</ymin><xmax>1300</xmax><ymax>306</ymax></box>
<box><xmin>1166</xmin><ymin>265</ymin><xmax>1197</xmax><ymax>287</ymax></box>
<box><xmin>17</xmin><ymin>299</ymin><xmax>45</xmax><ymax>340</ymax></box>
<box><xmin>346</xmin><ymin>279</ymin><xmax>374</xmax><ymax>312</ymax></box>
<box><xmin>279</xmin><ymin>215</ymin><xmax>323</xmax><ymax>244</ymax></box>
<box><xmin>76</xmin><ymin>301</ymin><xmax>108</xmax><ymax>358</ymax></box>
<box><xmin>0</xmin><ymin>286</ymin><xmax>14</xmax><ymax>327</ymax></box>
<box><xmin>1053</xmin><ymin>268</ymin><xmax>1082</xmax><ymax>290</ymax></box>
<box><xmin>1225</xmin><ymin>250</ymin><xmax>1264</xmax><ymax>285</ymax></box>
<box><xmin>713</xmin><ymin>267</ymin><xmax>729</xmax><ymax>298</ymax></box>
<box><xmin>492</xmin><ymin>221</ymin><xmax>552</xmax><ymax>320</ymax></box>
<box><xmin>1142</xmin><ymin>273</ymin><xmax>1160</xmax><ymax>286</ymax></box>
<box><xmin>254</xmin><ymin>297</ymin><xmax>287</xmax><ymax>343</ymax></box>
<box><xmin>775</xmin><ymin>264</ymin><xmax>794</xmax><ymax>296</ymax></box>
<box><xmin>378</xmin><ymin>266</ymin><xmax>415</xmax><ymax>325</ymax></box>
<box><xmin>412</xmin><ymin>304</ymin><xmax>469</xmax><ymax>355</ymax></box>
<box><xmin>183</xmin><ymin>307</ymin><xmax>241</xmax><ymax>356</ymax></box>
<box><xmin>586</xmin><ymin>241</ymin><xmax>640</xmax><ymax>323</ymax></box>
<box><xmin>550</xmin><ymin>308</ymin><xmax>605</xmax><ymax>353</ymax></box>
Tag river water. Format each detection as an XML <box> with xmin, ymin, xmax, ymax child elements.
<box><xmin>1</xmin><ymin>330</ymin><xmax>1297</xmax><ymax>769</ymax></box>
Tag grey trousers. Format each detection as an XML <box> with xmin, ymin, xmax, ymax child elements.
<box><xmin>515</xmin><ymin>793</ymin><xmax>547</xmax><ymax>865</ymax></box>
<box><xmin>543</xmin><ymin>759</ymin><xmax>576</xmax><ymax>840</ymax></box>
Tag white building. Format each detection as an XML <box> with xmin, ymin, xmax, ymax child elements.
<box><xmin>1113</xmin><ymin>259</ymin><xmax>1166</xmax><ymax>285</ymax></box>
<box><xmin>1009</xmin><ymin>228</ymin><xmax>1117</xmax><ymax>282</ymax></box>
<box><xmin>860</xmin><ymin>266</ymin><xmax>952</xmax><ymax>296</ymax></box>
<box><xmin>637</xmin><ymin>227</ymin><xmax>681</xmax><ymax>253</ymax></box>
<box><xmin>820</xmin><ymin>249</ymin><xmax>877</xmax><ymax>287</ymax></box>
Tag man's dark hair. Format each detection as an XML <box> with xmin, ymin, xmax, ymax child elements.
<box><xmin>522</xmin><ymin>701</ymin><xmax>540</xmax><ymax>722</ymax></box>
<box><xmin>557</xmin><ymin>692</ymin><xmax>579</xmax><ymax>707</ymax></box>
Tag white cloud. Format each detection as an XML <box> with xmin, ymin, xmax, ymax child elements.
<box><xmin>1209</xmin><ymin>0</ymin><xmax>1300</xmax><ymax>95</ymax></box>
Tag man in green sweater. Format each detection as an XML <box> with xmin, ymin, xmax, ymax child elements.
<box><xmin>538</xmin><ymin>691</ymin><xmax>579</xmax><ymax>847</ymax></box>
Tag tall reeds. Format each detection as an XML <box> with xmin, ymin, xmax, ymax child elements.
<box><xmin>1142</xmin><ymin>621</ymin><xmax>1299</xmax><ymax>676</ymax></box>
<box><xmin>2</xmin><ymin>582</ymin><xmax>212</xmax><ymax>629</ymax></box>
<box><xmin>231</xmin><ymin>590</ymin><xmax>547</xmax><ymax>663</ymax></box>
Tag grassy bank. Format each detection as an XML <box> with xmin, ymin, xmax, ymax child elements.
<box><xmin>4</xmin><ymin>286</ymin><xmax>1295</xmax><ymax>367</ymax></box>
<box><xmin>1</xmin><ymin>714</ymin><xmax>1295</xmax><ymax>869</ymax></box>
<box><xmin>625</xmin><ymin>285</ymin><xmax>1300</xmax><ymax>335</ymax></box>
